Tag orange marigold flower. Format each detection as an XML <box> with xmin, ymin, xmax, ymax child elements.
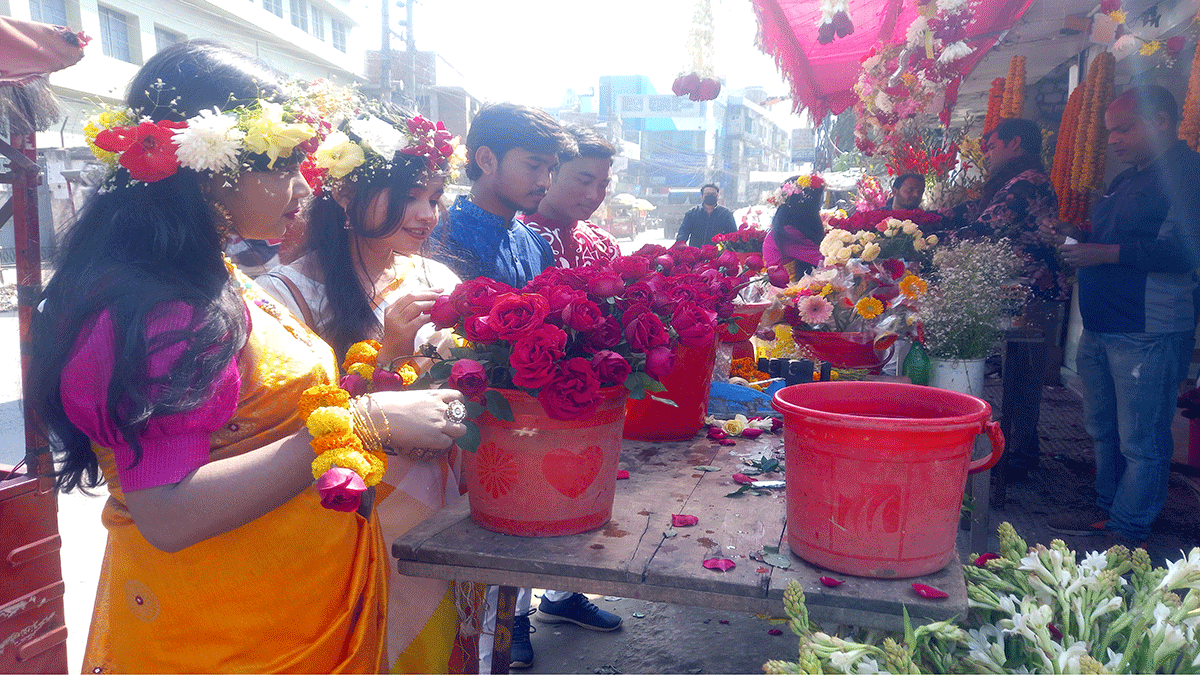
<box><xmin>298</xmin><ymin>384</ymin><xmax>350</xmax><ymax>421</ymax></box>
<box><xmin>347</xmin><ymin>362</ymin><xmax>375</xmax><ymax>382</ymax></box>
<box><xmin>342</xmin><ymin>340</ymin><xmax>381</xmax><ymax>372</ymax></box>
<box><xmin>395</xmin><ymin>361</ymin><xmax>419</xmax><ymax>386</ymax></box>
<box><xmin>854</xmin><ymin>297</ymin><xmax>885</xmax><ymax>320</ymax></box>
<box><xmin>306</xmin><ymin>406</ymin><xmax>353</xmax><ymax>437</ymax></box>
<box><xmin>311</xmin><ymin>430</ymin><xmax>361</xmax><ymax>454</ymax></box>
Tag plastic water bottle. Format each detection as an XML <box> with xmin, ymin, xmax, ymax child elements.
<box><xmin>903</xmin><ymin>340</ymin><xmax>930</xmax><ymax>386</ymax></box>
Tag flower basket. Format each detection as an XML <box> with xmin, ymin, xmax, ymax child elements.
<box><xmin>792</xmin><ymin>330</ymin><xmax>893</xmax><ymax>374</ymax></box>
<box><xmin>624</xmin><ymin>337</ymin><xmax>719</xmax><ymax>441</ymax></box>
<box><xmin>464</xmin><ymin>386</ymin><xmax>628</xmax><ymax>537</ymax></box>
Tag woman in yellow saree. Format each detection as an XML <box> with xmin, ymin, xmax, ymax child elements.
<box><xmin>29</xmin><ymin>40</ymin><xmax>466</xmax><ymax>673</ymax></box>
<box><xmin>257</xmin><ymin>98</ymin><xmax>475</xmax><ymax>674</ymax></box>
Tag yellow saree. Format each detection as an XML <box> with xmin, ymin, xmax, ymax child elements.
<box><xmin>81</xmin><ymin>278</ymin><xmax>387</xmax><ymax>673</ymax></box>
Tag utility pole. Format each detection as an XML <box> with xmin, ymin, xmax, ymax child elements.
<box><xmin>380</xmin><ymin>0</ymin><xmax>391</xmax><ymax>103</ymax></box>
<box><xmin>405</xmin><ymin>0</ymin><xmax>415</xmax><ymax>109</ymax></box>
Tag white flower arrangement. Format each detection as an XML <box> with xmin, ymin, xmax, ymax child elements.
<box><xmin>171</xmin><ymin>108</ymin><xmax>246</xmax><ymax>173</ymax></box>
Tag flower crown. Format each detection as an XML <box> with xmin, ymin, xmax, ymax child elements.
<box><xmin>84</xmin><ymin>89</ymin><xmax>317</xmax><ymax>186</ymax></box>
<box><xmin>764</xmin><ymin>174</ymin><xmax>826</xmax><ymax>208</ymax></box>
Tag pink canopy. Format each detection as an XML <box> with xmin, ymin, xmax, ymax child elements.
<box><xmin>751</xmin><ymin>0</ymin><xmax>1037</xmax><ymax>121</ymax></box>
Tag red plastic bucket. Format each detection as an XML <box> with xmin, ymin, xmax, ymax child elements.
<box><xmin>772</xmin><ymin>382</ymin><xmax>1003</xmax><ymax>578</ymax></box>
<box><xmin>791</xmin><ymin>331</ymin><xmax>894</xmax><ymax>374</ymax></box>
<box><xmin>465</xmin><ymin>386</ymin><xmax>627</xmax><ymax>536</ymax></box>
<box><xmin>623</xmin><ymin>338</ymin><xmax>718</xmax><ymax>441</ymax></box>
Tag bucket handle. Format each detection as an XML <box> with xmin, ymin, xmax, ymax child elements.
<box><xmin>966</xmin><ymin>421</ymin><xmax>1005</xmax><ymax>475</ymax></box>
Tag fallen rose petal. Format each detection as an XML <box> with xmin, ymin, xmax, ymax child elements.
<box><xmin>732</xmin><ymin>473</ymin><xmax>755</xmax><ymax>485</ymax></box>
<box><xmin>616</xmin><ymin>470</ymin><xmax>630</xmax><ymax>479</ymax></box>
<box><xmin>719</xmin><ymin>439</ymin><xmax>736</xmax><ymax>446</ymax></box>
<box><xmin>767</xmin><ymin>628</ymin><xmax>783</xmax><ymax>635</ymax></box>
<box><xmin>671</xmin><ymin>514</ymin><xmax>699</xmax><ymax>527</ymax></box>
<box><xmin>707</xmin><ymin>427</ymin><xmax>728</xmax><ymax>440</ymax></box>
<box><xmin>719</xmin><ymin>619</ymin><xmax>729</xmax><ymax>624</ymax></box>
<box><xmin>741</xmin><ymin>428</ymin><xmax>763</xmax><ymax>439</ymax></box>
<box><xmin>912</xmin><ymin>583</ymin><xmax>949</xmax><ymax>599</ymax></box>
<box><xmin>1048</xmin><ymin>622</ymin><xmax>1063</xmax><ymax>640</ymax></box>
<box><xmin>819</xmin><ymin>576</ymin><xmax>844</xmax><ymax>587</ymax></box>
<box><xmin>703</xmin><ymin>558</ymin><xmax>736</xmax><ymax>572</ymax></box>
<box><xmin>756</xmin><ymin>567</ymin><xmax>770</xmax><ymax>573</ymax></box>
<box><xmin>973</xmin><ymin>552</ymin><xmax>1001</xmax><ymax>567</ymax></box>
<box><xmin>771</xmin><ymin>418</ymin><xmax>783</xmax><ymax>431</ymax></box>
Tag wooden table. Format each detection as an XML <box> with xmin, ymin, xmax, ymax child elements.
<box><xmin>393</xmin><ymin>433</ymin><xmax>968</xmax><ymax>673</ymax></box>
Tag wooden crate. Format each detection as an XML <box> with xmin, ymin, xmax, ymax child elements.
<box><xmin>0</xmin><ymin>466</ymin><xmax>68</xmax><ymax>674</ymax></box>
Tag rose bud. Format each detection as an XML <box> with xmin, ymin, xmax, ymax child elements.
<box><xmin>339</xmin><ymin>372</ymin><xmax>368</xmax><ymax>397</ymax></box>
<box><xmin>645</xmin><ymin>345</ymin><xmax>676</xmax><ymax>381</ymax></box>
<box><xmin>429</xmin><ymin>295</ymin><xmax>460</xmax><ymax>330</ymax></box>
<box><xmin>766</xmin><ymin>265</ymin><xmax>790</xmax><ymax>288</ymax></box>
<box><xmin>315</xmin><ymin>466</ymin><xmax>367</xmax><ymax>512</ymax></box>
<box><xmin>742</xmin><ymin>253</ymin><xmax>764</xmax><ymax>272</ymax></box>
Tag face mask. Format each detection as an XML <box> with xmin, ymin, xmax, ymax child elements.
<box><xmin>703</xmin><ymin>194</ymin><xmax>718</xmax><ymax>206</ymax></box>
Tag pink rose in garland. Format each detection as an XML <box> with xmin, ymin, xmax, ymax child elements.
<box><xmin>315</xmin><ymin>466</ymin><xmax>367</xmax><ymax>512</ymax></box>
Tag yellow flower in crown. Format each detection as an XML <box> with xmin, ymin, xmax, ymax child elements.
<box><xmin>312</xmin><ymin>447</ymin><xmax>384</xmax><ymax>486</ymax></box>
<box><xmin>343</xmin><ymin>340</ymin><xmax>381</xmax><ymax>371</ymax></box>
<box><xmin>298</xmin><ymin>384</ymin><xmax>350</xmax><ymax>422</ymax></box>
<box><xmin>795</xmin><ymin>175</ymin><xmax>812</xmax><ymax>188</ymax></box>
<box><xmin>83</xmin><ymin>107</ymin><xmax>134</xmax><ymax>168</ymax></box>
<box><xmin>314</xmin><ymin>131</ymin><xmax>365</xmax><ymax>179</ymax></box>
<box><xmin>854</xmin><ymin>297</ymin><xmax>885</xmax><ymax>320</ymax></box>
<box><xmin>395</xmin><ymin>361</ymin><xmax>420</xmax><ymax>387</ymax></box>
<box><xmin>1109</xmin><ymin>9</ymin><xmax>1126</xmax><ymax>24</ymax></box>
<box><xmin>1139</xmin><ymin>40</ymin><xmax>1161</xmax><ymax>56</ymax></box>
<box><xmin>242</xmin><ymin>101</ymin><xmax>315</xmax><ymax>169</ymax></box>
<box><xmin>347</xmin><ymin>362</ymin><xmax>375</xmax><ymax>382</ymax></box>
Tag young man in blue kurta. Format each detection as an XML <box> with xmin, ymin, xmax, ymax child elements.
<box><xmin>432</xmin><ymin>102</ymin><xmax>566</xmax><ymax>288</ymax></box>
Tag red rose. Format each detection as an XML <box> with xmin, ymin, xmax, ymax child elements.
<box><xmin>542</xmin><ymin>284</ymin><xmax>583</xmax><ymax>315</ymax></box>
<box><xmin>654</xmin><ymin>254</ymin><xmax>675</xmax><ymax>274</ymax></box>
<box><xmin>582</xmin><ymin>316</ymin><xmax>622</xmax><ymax>351</ymax></box>
<box><xmin>462</xmin><ymin>314</ymin><xmax>501</xmax><ymax>343</ymax></box>
<box><xmin>449</xmin><ymin>359</ymin><xmax>489</xmax><ymax>400</ymax></box>
<box><xmin>623</xmin><ymin>307</ymin><xmax>670</xmax><ymax>353</ymax></box>
<box><xmin>561</xmin><ymin>295</ymin><xmax>603</xmax><ymax>332</ymax></box>
<box><xmin>743</xmin><ymin>253</ymin><xmax>764</xmax><ymax>272</ymax></box>
<box><xmin>633</xmin><ymin>243</ymin><xmax>668</xmax><ymax>258</ymax></box>
<box><xmin>429</xmin><ymin>295</ymin><xmax>459</xmax><ymax>330</ymax></box>
<box><xmin>672</xmin><ymin>302</ymin><xmax>717</xmax><ymax>348</ymax></box>
<box><xmin>714</xmin><ymin>249</ymin><xmax>739</xmax><ymax>270</ymax></box>
<box><xmin>587</xmin><ymin>270</ymin><xmax>625</xmax><ymax>298</ymax></box>
<box><xmin>670</xmin><ymin>244</ymin><xmax>700</xmax><ymax>266</ymax></box>
<box><xmin>537</xmin><ymin>358</ymin><xmax>602</xmax><ymax>421</ymax></box>
<box><xmin>766</xmin><ymin>266</ymin><xmax>790</xmax><ymax>288</ymax></box>
<box><xmin>486</xmin><ymin>292</ymin><xmax>550</xmax><ymax>340</ymax></box>
<box><xmin>1167</xmin><ymin>35</ymin><xmax>1186</xmax><ymax>57</ymax></box>
<box><xmin>451</xmin><ymin>277</ymin><xmax>515</xmax><ymax>317</ymax></box>
<box><xmin>620</xmin><ymin>280</ymin><xmax>657</xmax><ymax>310</ymax></box>
<box><xmin>591</xmin><ymin>350</ymin><xmax>632</xmax><ymax>386</ymax></box>
<box><xmin>611</xmin><ymin>255</ymin><xmax>652</xmax><ymax>282</ymax></box>
<box><xmin>644</xmin><ymin>345</ymin><xmax>676</xmax><ymax>381</ymax></box>
<box><xmin>315</xmin><ymin>467</ymin><xmax>367</xmax><ymax>512</ymax></box>
<box><xmin>509</xmin><ymin>324</ymin><xmax>567</xmax><ymax>388</ymax></box>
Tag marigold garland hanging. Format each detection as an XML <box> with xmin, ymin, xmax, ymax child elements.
<box><xmin>1052</xmin><ymin>85</ymin><xmax>1084</xmax><ymax>223</ymax></box>
<box><xmin>1181</xmin><ymin>36</ymin><xmax>1200</xmax><ymax>151</ymax></box>
<box><xmin>1065</xmin><ymin>51</ymin><xmax>1114</xmax><ymax>229</ymax></box>
<box><xmin>982</xmin><ymin>77</ymin><xmax>1005</xmax><ymax>137</ymax></box>
<box><xmin>999</xmin><ymin>56</ymin><xmax>1025</xmax><ymax>119</ymax></box>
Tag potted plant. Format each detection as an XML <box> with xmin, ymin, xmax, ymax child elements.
<box><xmin>918</xmin><ymin>237</ymin><xmax>1024</xmax><ymax>396</ymax></box>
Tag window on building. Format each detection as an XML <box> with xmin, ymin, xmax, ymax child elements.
<box><xmin>331</xmin><ymin>19</ymin><xmax>347</xmax><ymax>52</ymax></box>
<box><xmin>98</xmin><ymin>6</ymin><xmax>136</xmax><ymax>63</ymax></box>
<box><xmin>290</xmin><ymin>0</ymin><xmax>308</xmax><ymax>31</ymax></box>
<box><xmin>263</xmin><ymin>0</ymin><xmax>282</xmax><ymax>17</ymax></box>
<box><xmin>154</xmin><ymin>26</ymin><xmax>183</xmax><ymax>52</ymax></box>
<box><xmin>309</xmin><ymin>5</ymin><xmax>324</xmax><ymax>39</ymax></box>
<box><xmin>29</xmin><ymin>0</ymin><xmax>67</xmax><ymax>26</ymax></box>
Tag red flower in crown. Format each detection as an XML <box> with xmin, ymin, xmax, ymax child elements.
<box><xmin>94</xmin><ymin>120</ymin><xmax>187</xmax><ymax>182</ymax></box>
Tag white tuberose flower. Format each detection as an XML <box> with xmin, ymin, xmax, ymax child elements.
<box><xmin>173</xmin><ymin>108</ymin><xmax>245</xmax><ymax>173</ymax></box>
<box><xmin>938</xmin><ymin>41</ymin><xmax>973</xmax><ymax>64</ymax></box>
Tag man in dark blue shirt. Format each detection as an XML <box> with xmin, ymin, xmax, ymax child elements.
<box><xmin>1043</xmin><ymin>86</ymin><xmax>1200</xmax><ymax>548</ymax></box>
<box><xmin>676</xmin><ymin>183</ymin><xmax>736</xmax><ymax>247</ymax></box>
<box><xmin>431</xmin><ymin>103</ymin><xmax>569</xmax><ymax>288</ymax></box>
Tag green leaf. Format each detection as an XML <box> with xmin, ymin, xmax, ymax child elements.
<box><xmin>644</xmin><ymin>378</ymin><xmax>667</xmax><ymax>393</ymax></box>
<box><xmin>458</xmin><ymin>420</ymin><xmax>481</xmax><ymax>453</ymax></box>
<box><xmin>762</xmin><ymin>553</ymin><xmax>792</xmax><ymax>569</ymax></box>
<box><xmin>762</xmin><ymin>545</ymin><xmax>780</xmax><ymax>555</ymax></box>
<box><xmin>624</xmin><ymin>371</ymin><xmax>650</xmax><ymax>400</ymax></box>
<box><xmin>725</xmin><ymin>490</ymin><xmax>747</xmax><ymax>498</ymax></box>
<box><xmin>449</xmin><ymin>347</ymin><xmax>481</xmax><ymax>360</ymax></box>
<box><xmin>429</xmin><ymin>359</ymin><xmax>453</xmax><ymax>381</ymax></box>
<box><xmin>484</xmin><ymin>390</ymin><xmax>515</xmax><ymax>422</ymax></box>
<box><xmin>465</xmin><ymin>400</ymin><xmax>485</xmax><ymax>420</ymax></box>
<box><xmin>726</xmin><ymin>323</ymin><xmax>739</xmax><ymax>335</ymax></box>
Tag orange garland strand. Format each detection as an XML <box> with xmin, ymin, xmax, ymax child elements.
<box><xmin>1065</xmin><ymin>52</ymin><xmax>1115</xmax><ymax>229</ymax></box>
<box><xmin>983</xmin><ymin>77</ymin><xmax>1006</xmax><ymax>136</ymax></box>
<box><xmin>1053</xmin><ymin>85</ymin><xmax>1085</xmax><ymax>222</ymax></box>
<box><xmin>1180</xmin><ymin>39</ymin><xmax>1200</xmax><ymax>151</ymax></box>
<box><xmin>1000</xmin><ymin>56</ymin><xmax>1026</xmax><ymax>119</ymax></box>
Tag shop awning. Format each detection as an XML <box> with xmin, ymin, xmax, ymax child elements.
<box><xmin>750</xmin><ymin>0</ymin><xmax>1037</xmax><ymax>121</ymax></box>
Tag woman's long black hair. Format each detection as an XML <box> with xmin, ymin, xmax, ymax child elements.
<box><xmin>770</xmin><ymin>175</ymin><xmax>826</xmax><ymax>256</ymax></box>
<box><xmin>304</xmin><ymin>124</ymin><xmax>432</xmax><ymax>360</ymax></box>
<box><xmin>30</xmin><ymin>40</ymin><xmax>284</xmax><ymax>491</ymax></box>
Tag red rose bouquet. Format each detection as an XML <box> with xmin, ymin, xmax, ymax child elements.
<box><xmin>712</xmin><ymin>225</ymin><xmax>768</xmax><ymax>254</ymax></box>
<box><xmin>426</xmin><ymin>243</ymin><xmax>761</xmax><ymax>450</ymax></box>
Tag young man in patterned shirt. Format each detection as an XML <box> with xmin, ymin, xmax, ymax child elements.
<box><xmin>524</xmin><ymin>125</ymin><xmax>621</xmax><ymax>267</ymax></box>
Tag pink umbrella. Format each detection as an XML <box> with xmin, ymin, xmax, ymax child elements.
<box><xmin>751</xmin><ymin>0</ymin><xmax>1037</xmax><ymax>121</ymax></box>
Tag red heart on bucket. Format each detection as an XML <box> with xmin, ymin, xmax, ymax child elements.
<box><xmin>542</xmin><ymin>445</ymin><xmax>603</xmax><ymax>499</ymax></box>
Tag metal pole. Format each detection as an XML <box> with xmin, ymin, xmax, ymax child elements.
<box><xmin>406</xmin><ymin>0</ymin><xmax>416</xmax><ymax>110</ymax></box>
<box><xmin>380</xmin><ymin>0</ymin><xmax>392</xmax><ymax>104</ymax></box>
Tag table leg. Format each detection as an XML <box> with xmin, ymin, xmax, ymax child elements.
<box><xmin>489</xmin><ymin>585</ymin><xmax>517</xmax><ymax>675</ymax></box>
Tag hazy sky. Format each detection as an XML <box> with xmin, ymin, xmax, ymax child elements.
<box><xmin>383</xmin><ymin>0</ymin><xmax>799</xmax><ymax>122</ymax></box>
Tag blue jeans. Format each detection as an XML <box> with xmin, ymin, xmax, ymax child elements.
<box><xmin>1076</xmin><ymin>329</ymin><xmax>1194</xmax><ymax>539</ymax></box>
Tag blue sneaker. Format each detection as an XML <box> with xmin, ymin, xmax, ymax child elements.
<box><xmin>509</xmin><ymin>612</ymin><xmax>535</xmax><ymax>669</ymax></box>
<box><xmin>536</xmin><ymin>593</ymin><xmax>622</xmax><ymax>631</ymax></box>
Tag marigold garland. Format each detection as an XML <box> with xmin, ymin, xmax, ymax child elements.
<box><xmin>982</xmin><ymin>78</ymin><xmax>1005</xmax><ymax>137</ymax></box>
<box><xmin>298</xmin><ymin>384</ymin><xmax>350</xmax><ymax>422</ymax></box>
<box><xmin>1052</xmin><ymin>85</ymin><xmax>1085</xmax><ymax>223</ymax></box>
<box><xmin>343</xmin><ymin>339</ymin><xmax>382</xmax><ymax>372</ymax></box>
<box><xmin>1181</xmin><ymin>37</ymin><xmax>1200</xmax><ymax>151</ymax></box>
<box><xmin>999</xmin><ymin>57</ymin><xmax>1026</xmax><ymax>119</ymax></box>
<box><xmin>1066</xmin><ymin>52</ymin><xmax>1115</xmax><ymax>228</ymax></box>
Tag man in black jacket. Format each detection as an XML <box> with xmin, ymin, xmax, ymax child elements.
<box><xmin>676</xmin><ymin>183</ymin><xmax>736</xmax><ymax>247</ymax></box>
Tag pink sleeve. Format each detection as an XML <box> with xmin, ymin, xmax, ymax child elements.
<box><xmin>60</xmin><ymin>303</ymin><xmax>242</xmax><ymax>491</ymax></box>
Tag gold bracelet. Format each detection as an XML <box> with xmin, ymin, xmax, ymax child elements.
<box><xmin>364</xmin><ymin>394</ymin><xmax>392</xmax><ymax>451</ymax></box>
<box><xmin>350</xmin><ymin>397</ymin><xmax>383</xmax><ymax>454</ymax></box>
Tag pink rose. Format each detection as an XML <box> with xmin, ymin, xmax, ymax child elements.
<box><xmin>587</xmin><ymin>270</ymin><xmax>625</xmax><ymax>298</ymax></box>
<box><xmin>429</xmin><ymin>295</ymin><xmax>460</xmax><ymax>330</ymax></box>
<box><xmin>672</xmin><ymin>302</ymin><xmax>717</xmax><ymax>348</ymax></box>
<box><xmin>623</xmin><ymin>307</ymin><xmax>670</xmax><ymax>353</ymax></box>
<box><xmin>537</xmin><ymin>358</ymin><xmax>602</xmax><ymax>421</ymax></box>
<box><xmin>372</xmin><ymin>367</ymin><xmax>406</xmax><ymax>391</ymax></box>
<box><xmin>509</xmin><ymin>324</ymin><xmax>568</xmax><ymax>388</ymax></box>
<box><xmin>449</xmin><ymin>359</ymin><xmax>488</xmax><ymax>400</ymax></box>
<box><xmin>742</xmin><ymin>253</ymin><xmax>764</xmax><ymax>272</ymax></box>
<box><xmin>582</xmin><ymin>316</ymin><xmax>623</xmax><ymax>351</ymax></box>
<box><xmin>462</xmin><ymin>314</ymin><xmax>501</xmax><ymax>343</ymax></box>
<box><xmin>645</xmin><ymin>345</ymin><xmax>676</xmax><ymax>381</ymax></box>
<box><xmin>339</xmin><ymin>371</ymin><xmax>368</xmax><ymax>397</ymax></box>
<box><xmin>714</xmin><ymin>249</ymin><xmax>739</xmax><ymax>270</ymax></box>
<box><xmin>487</xmin><ymin>293</ymin><xmax>550</xmax><ymax>340</ymax></box>
<box><xmin>654</xmin><ymin>255</ymin><xmax>674</xmax><ymax>274</ymax></box>
<box><xmin>316</xmin><ymin>467</ymin><xmax>367</xmax><ymax>512</ymax></box>
<box><xmin>766</xmin><ymin>265</ymin><xmax>790</xmax><ymax>288</ymax></box>
<box><xmin>450</xmin><ymin>277</ymin><xmax>515</xmax><ymax>317</ymax></box>
<box><xmin>611</xmin><ymin>256</ymin><xmax>652</xmax><ymax>282</ymax></box>
<box><xmin>561</xmin><ymin>296</ymin><xmax>602</xmax><ymax>332</ymax></box>
<box><xmin>591</xmin><ymin>350</ymin><xmax>632</xmax><ymax>386</ymax></box>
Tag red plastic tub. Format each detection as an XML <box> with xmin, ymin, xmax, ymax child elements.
<box><xmin>623</xmin><ymin>338</ymin><xmax>718</xmax><ymax>441</ymax></box>
<box><xmin>772</xmin><ymin>382</ymin><xmax>1003</xmax><ymax>578</ymax></box>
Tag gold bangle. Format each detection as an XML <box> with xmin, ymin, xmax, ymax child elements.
<box><xmin>364</xmin><ymin>394</ymin><xmax>392</xmax><ymax>450</ymax></box>
<box><xmin>350</xmin><ymin>397</ymin><xmax>383</xmax><ymax>455</ymax></box>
